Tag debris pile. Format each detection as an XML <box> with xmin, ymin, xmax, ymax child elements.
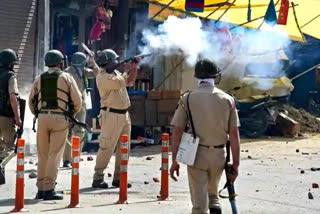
<box><xmin>284</xmin><ymin>106</ymin><xmax>320</xmax><ymax>134</ymax></box>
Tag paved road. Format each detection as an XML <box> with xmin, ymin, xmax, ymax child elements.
<box><xmin>0</xmin><ymin>137</ymin><xmax>319</xmax><ymax>213</ymax></box>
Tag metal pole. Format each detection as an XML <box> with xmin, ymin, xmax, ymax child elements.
<box><xmin>291</xmin><ymin>64</ymin><xmax>320</xmax><ymax>81</ymax></box>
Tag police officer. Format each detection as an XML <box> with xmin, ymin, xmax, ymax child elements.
<box><xmin>62</xmin><ymin>52</ymin><xmax>98</xmax><ymax>167</ymax></box>
<box><xmin>29</xmin><ymin>50</ymin><xmax>82</xmax><ymax>200</ymax></box>
<box><xmin>0</xmin><ymin>49</ymin><xmax>21</xmax><ymax>161</ymax></box>
<box><xmin>169</xmin><ymin>59</ymin><xmax>240</xmax><ymax>214</ymax></box>
<box><xmin>91</xmin><ymin>49</ymin><xmax>140</xmax><ymax>188</ymax></box>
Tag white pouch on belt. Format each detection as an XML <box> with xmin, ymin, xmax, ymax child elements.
<box><xmin>86</xmin><ymin>91</ymin><xmax>92</xmax><ymax>110</ymax></box>
<box><xmin>176</xmin><ymin>92</ymin><xmax>199</xmax><ymax>166</ymax></box>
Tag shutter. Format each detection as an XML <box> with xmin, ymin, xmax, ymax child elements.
<box><xmin>0</xmin><ymin>0</ymin><xmax>38</xmax><ymax>89</ymax></box>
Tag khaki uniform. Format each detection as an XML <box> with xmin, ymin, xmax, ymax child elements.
<box><xmin>0</xmin><ymin>76</ymin><xmax>18</xmax><ymax>159</ymax></box>
<box><xmin>171</xmin><ymin>82</ymin><xmax>240</xmax><ymax>214</ymax></box>
<box><xmin>63</xmin><ymin>66</ymin><xmax>98</xmax><ymax>162</ymax></box>
<box><xmin>93</xmin><ymin>63</ymin><xmax>131</xmax><ymax>182</ymax></box>
<box><xmin>29</xmin><ymin>68</ymin><xmax>82</xmax><ymax>191</ymax></box>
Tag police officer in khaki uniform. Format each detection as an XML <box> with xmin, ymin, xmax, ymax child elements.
<box><xmin>170</xmin><ymin>59</ymin><xmax>240</xmax><ymax>214</ymax></box>
<box><xmin>0</xmin><ymin>49</ymin><xmax>22</xmax><ymax>161</ymax></box>
<box><xmin>29</xmin><ymin>50</ymin><xmax>82</xmax><ymax>200</ymax></box>
<box><xmin>62</xmin><ymin>52</ymin><xmax>98</xmax><ymax>167</ymax></box>
<box><xmin>91</xmin><ymin>49</ymin><xmax>139</xmax><ymax>189</ymax></box>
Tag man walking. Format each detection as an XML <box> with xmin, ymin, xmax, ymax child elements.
<box><xmin>0</xmin><ymin>49</ymin><xmax>21</xmax><ymax>162</ymax></box>
<box><xmin>62</xmin><ymin>52</ymin><xmax>98</xmax><ymax>167</ymax></box>
<box><xmin>91</xmin><ymin>49</ymin><xmax>139</xmax><ymax>188</ymax></box>
<box><xmin>170</xmin><ymin>59</ymin><xmax>240</xmax><ymax>214</ymax></box>
<box><xmin>29</xmin><ymin>50</ymin><xmax>82</xmax><ymax>200</ymax></box>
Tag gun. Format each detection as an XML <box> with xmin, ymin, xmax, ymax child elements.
<box><xmin>32</xmin><ymin>93</ymin><xmax>39</xmax><ymax>132</ymax></box>
<box><xmin>65</xmin><ymin>113</ymin><xmax>90</xmax><ymax>132</ymax></box>
<box><xmin>106</xmin><ymin>53</ymin><xmax>153</xmax><ymax>71</ymax></box>
<box><xmin>119</xmin><ymin>53</ymin><xmax>153</xmax><ymax>64</ymax></box>
<box><xmin>219</xmin><ymin>141</ymin><xmax>238</xmax><ymax>214</ymax></box>
<box><xmin>0</xmin><ymin>98</ymin><xmax>25</xmax><ymax>185</ymax></box>
<box><xmin>81</xmin><ymin>43</ymin><xmax>95</xmax><ymax>57</ymax></box>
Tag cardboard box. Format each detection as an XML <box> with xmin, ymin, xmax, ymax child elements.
<box><xmin>145</xmin><ymin>100</ymin><xmax>158</xmax><ymax>126</ymax></box>
<box><xmin>129</xmin><ymin>95</ymin><xmax>145</xmax><ymax>126</ymax></box>
<box><xmin>148</xmin><ymin>90</ymin><xmax>161</xmax><ymax>100</ymax></box>
<box><xmin>161</xmin><ymin>90</ymin><xmax>181</xmax><ymax>99</ymax></box>
<box><xmin>158</xmin><ymin>99</ymin><xmax>179</xmax><ymax>113</ymax></box>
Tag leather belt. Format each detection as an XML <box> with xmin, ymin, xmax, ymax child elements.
<box><xmin>199</xmin><ymin>144</ymin><xmax>225</xmax><ymax>149</ymax></box>
<box><xmin>39</xmin><ymin>111</ymin><xmax>65</xmax><ymax>115</ymax></box>
<box><xmin>101</xmin><ymin>107</ymin><xmax>128</xmax><ymax>114</ymax></box>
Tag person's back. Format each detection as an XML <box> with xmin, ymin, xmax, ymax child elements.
<box><xmin>170</xmin><ymin>59</ymin><xmax>240</xmax><ymax>214</ymax></box>
<box><xmin>187</xmin><ymin>85</ymin><xmax>237</xmax><ymax>146</ymax></box>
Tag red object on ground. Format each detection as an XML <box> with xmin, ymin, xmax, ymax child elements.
<box><xmin>312</xmin><ymin>183</ymin><xmax>319</xmax><ymax>188</ymax></box>
<box><xmin>153</xmin><ymin>177</ymin><xmax>160</xmax><ymax>183</ymax></box>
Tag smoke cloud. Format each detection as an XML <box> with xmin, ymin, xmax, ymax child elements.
<box><xmin>139</xmin><ymin>16</ymin><xmax>291</xmax><ymax>91</ymax></box>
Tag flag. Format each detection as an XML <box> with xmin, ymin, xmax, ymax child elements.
<box><xmin>185</xmin><ymin>0</ymin><xmax>204</xmax><ymax>12</ymax></box>
<box><xmin>277</xmin><ymin>0</ymin><xmax>289</xmax><ymax>25</ymax></box>
<box><xmin>247</xmin><ymin>0</ymin><xmax>252</xmax><ymax>21</ymax></box>
<box><xmin>264</xmin><ymin>0</ymin><xmax>277</xmax><ymax>26</ymax></box>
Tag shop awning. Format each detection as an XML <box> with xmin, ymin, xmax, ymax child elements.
<box><xmin>147</xmin><ymin>0</ymin><xmax>320</xmax><ymax>42</ymax></box>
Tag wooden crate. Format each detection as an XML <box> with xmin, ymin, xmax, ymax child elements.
<box><xmin>161</xmin><ymin>90</ymin><xmax>181</xmax><ymax>99</ymax></box>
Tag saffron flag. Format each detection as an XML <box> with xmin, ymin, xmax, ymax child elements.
<box><xmin>264</xmin><ymin>0</ymin><xmax>277</xmax><ymax>26</ymax></box>
<box><xmin>185</xmin><ymin>0</ymin><xmax>204</xmax><ymax>12</ymax></box>
<box><xmin>277</xmin><ymin>0</ymin><xmax>289</xmax><ymax>25</ymax></box>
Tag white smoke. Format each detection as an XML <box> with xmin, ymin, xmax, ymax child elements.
<box><xmin>19</xmin><ymin>84</ymin><xmax>37</xmax><ymax>155</ymax></box>
<box><xmin>139</xmin><ymin>16</ymin><xmax>291</xmax><ymax>91</ymax></box>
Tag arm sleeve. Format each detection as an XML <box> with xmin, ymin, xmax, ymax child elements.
<box><xmin>101</xmin><ymin>73</ymin><xmax>127</xmax><ymax>90</ymax></box>
<box><xmin>69</xmin><ymin>75</ymin><xmax>83</xmax><ymax>113</ymax></box>
<box><xmin>228</xmin><ymin>98</ymin><xmax>240</xmax><ymax>130</ymax></box>
<box><xmin>170</xmin><ymin>104</ymin><xmax>188</xmax><ymax>129</ymax></box>
<box><xmin>8</xmin><ymin>76</ymin><xmax>19</xmax><ymax>95</ymax></box>
<box><xmin>91</xmin><ymin>61</ymin><xmax>101</xmax><ymax>76</ymax></box>
<box><xmin>28</xmin><ymin>77</ymin><xmax>40</xmax><ymax>115</ymax></box>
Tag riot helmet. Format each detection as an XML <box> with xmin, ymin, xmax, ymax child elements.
<box><xmin>45</xmin><ymin>50</ymin><xmax>64</xmax><ymax>67</ymax></box>
<box><xmin>194</xmin><ymin>59</ymin><xmax>221</xmax><ymax>79</ymax></box>
<box><xmin>0</xmin><ymin>49</ymin><xmax>18</xmax><ymax>68</ymax></box>
<box><xmin>95</xmin><ymin>49</ymin><xmax>119</xmax><ymax>66</ymax></box>
<box><xmin>71</xmin><ymin>52</ymin><xmax>87</xmax><ymax>67</ymax></box>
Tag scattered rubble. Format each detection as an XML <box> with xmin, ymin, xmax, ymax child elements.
<box><xmin>144</xmin><ymin>181</ymin><xmax>149</xmax><ymax>185</ymax></box>
<box><xmin>146</xmin><ymin>157</ymin><xmax>153</xmax><ymax>161</ymax></box>
<box><xmin>87</xmin><ymin>156</ymin><xmax>94</xmax><ymax>161</ymax></box>
<box><xmin>29</xmin><ymin>171</ymin><xmax>37</xmax><ymax>179</ymax></box>
<box><xmin>296</xmin><ymin>149</ymin><xmax>300</xmax><ymax>153</ymax></box>
<box><xmin>308</xmin><ymin>192</ymin><xmax>314</xmax><ymax>200</ymax></box>
<box><xmin>300</xmin><ymin>170</ymin><xmax>305</xmax><ymax>174</ymax></box>
<box><xmin>153</xmin><ymin>177</ymin><xmax>160</xmax><ymax>183</ymax></box>
<box><xmin>312</xmin><ymin>183</ymin><xmax>319</xmax><ymax>188</ymax></box>
<box><xmin>301</xmin><ymin>152</ymin><xmax>310</xmax><ymax>155</ymax></box>
<box><xmin>248</xmin><ymin>156</ymin><xmax>253</xmax><ymax>159</ymax></box>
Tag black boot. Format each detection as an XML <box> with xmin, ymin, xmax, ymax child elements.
<box><xmin>63</xmin><ymin>161</ymin><xmax>71</xmax><ymax>168</ymax></box>
<box><xmin>35</xmin><ymin>191</ymin><xmax>45</xmax><ymax>200</ymax></box>
<box><xmin>43</xmin><ymin>189</ymin><xmax>63</xmax><ymax>200</ymax></box>
<box><xmin>112</xmin><ymin>180</ymin><xmax>132</xmax><ymax>188</ymax></box>
<box><xmin>210</xmin><ymin>207</ymin><xmax>222</xmax><ymax>214</ymax></box>
<box><xmin>92</xmin><ymin>179</ymin><xmax>109</xmax><ymax>189</ymax></box>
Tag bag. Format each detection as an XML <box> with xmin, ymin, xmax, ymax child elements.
<box><xmin>176</xmin><ymin>92</ymin><xmax>200</xmax><ymax>166</ymax></box>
